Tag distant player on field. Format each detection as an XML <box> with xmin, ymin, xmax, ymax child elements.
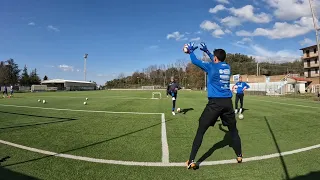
<box><xmin>167</xmin><ymin>76</ymin><xmax>181</xmax><ymax>115</ymax></box>
<box><xmin>185</xmin><ymin>42</ymin><xmax>243</xmax><ymax>169</ymax></box>
<box><xmin>10</xmin><ymin>85</ymin><xmax>13</xmax><ymax>96</ymax></box>
<box><xmin>3</xmin><ymin>85</ymin><xmax>8</xmax><ymax>97</ymax></box>
<box><xmin>232</xmin><ymin>76</ymin><xmax>250</xmax><ymax>114</ymax></box>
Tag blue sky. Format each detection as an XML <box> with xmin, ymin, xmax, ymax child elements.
<box><xmin>1</xmin><ymin>0</ymin><xmax>319</xmax><ymax>85</ymax></box>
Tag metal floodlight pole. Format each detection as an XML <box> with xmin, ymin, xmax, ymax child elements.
<box><xmin>84</xmin><ymin>54</ymin><xmax>88</xmax><ymax>81</ymax></box>
<box><xmin>309</xmin><ymin>0</ymin><xmax>320</xmax><ymax>85</ymax></box>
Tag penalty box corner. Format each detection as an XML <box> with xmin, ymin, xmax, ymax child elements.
<box><xmin>151</xmin><ymin>92</ymin><xmax>162</xmax><ymax>99</ymax></box>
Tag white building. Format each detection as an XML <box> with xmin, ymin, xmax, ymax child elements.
<box><xmin>41</xmin><ymin>79</ymin><xmax>96</xmax><ymax>91</ymax></box>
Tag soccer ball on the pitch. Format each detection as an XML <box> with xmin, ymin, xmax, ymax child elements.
<box><xmin>38</xmin><ymin>99</ymin><xmax>41</xmax><ymax>102</ymax></box>
<box><xmin>84</xmin><ymin>102</ymin><xmax>87</xmax><ymax>105</ymax></box>
<box><xmin>177</xmin><ymin>108</ymin><xmax>181</xmax><ymax>113</ymax></box>
<box><xmin>238</xmin><ymin>114</ymin><xmax>244</xmax><ymax>120</ymax></box>
<box><xmin>42</xmin><ymin>100</ymin><xmax>46</xmax><ymax>104</ymax></box>
<box><xmin>183</xmin><ymin>44</ymin><xmax>189</xmax><ymax>54</ymax></box>
<box><xmin>86</xmin><ymin>98</ymin><xmax>88</xmax><ymax>100</ymax></box>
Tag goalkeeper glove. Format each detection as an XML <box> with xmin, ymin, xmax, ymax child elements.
<box><xmin>200</xmin><ymin>42</ymin><xmax>209</xmax><ymax>53</ymax></box>
<box><xmin>186</xmin><ymin>42</ymin><xmax>198</xmax><ymax>53</ymax></box>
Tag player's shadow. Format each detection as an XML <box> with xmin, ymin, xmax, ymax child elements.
<box><xmin>289</xmin><ymin>171</ymin><xmax>320</xmax><ymax>180</ymax></box>
<box><xmin>1</xmin><ymin>156</ymin><xmax>39</xmax><ymax>179</ymax></box>
<box><xmin>0</xmin><ymin>111</ymin><xmax>78</xmax><ymax>130</ymax></box>
<box><xmin>179</xmin><ymin>108</ymin><xmax>194</xmax><ymax>114</ymax></box>
<box><xmin>196</xmin><ymin>124</ymin><xmax>232</xmax><ymax>167</ymax></box>
<box><xmin>264</xmin><ymin>116</ymin><xmax>289</xmax><ymax>180</ymax></box>
<box><xmin>3</xmin><ymin>118</ymin><xmax>175</xmax><ymax>167</ymax></box>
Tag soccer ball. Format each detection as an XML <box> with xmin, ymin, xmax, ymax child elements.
<box><xmin>238</xmin><ymin>114</ymin><xmax>244</xmax><ymax>120</ymax></box>
<box><xmin>38</xmin><ymin>99</ymin><xmax>41</xmax><ymax>102</ymax></box>
<box><xmin>84</xmin><ymin>102</ymin><xmax>87</xmax><ymax>105</ymax></box>
<box><xmin>86</xmin><ymin>98</ymin><xmax>88</xmax><ymax>100</ymax></box>
<box><xmin>177</xmin><ymin>108</ymin><xmax>181</xmax><ymax>113</ymax></box>
<box><xmin>183</xmin><ymin>44</ymin><xmax>189</xmax><ymax>54</ymax></box>
<box><xmin>42</xmin><ymin>100</ymin><xmax>46</xmax><ymax>104</ymax></box>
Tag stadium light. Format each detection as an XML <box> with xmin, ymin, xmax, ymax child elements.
<box><xmin>308</xmin><ymin>0</ymin><xmax>320</xmax><ymax>84</ymax></box>
<box><xmin>84</xmin><ymin>54</ymin><xmax>88</xmax><ymax>81</ymax></box>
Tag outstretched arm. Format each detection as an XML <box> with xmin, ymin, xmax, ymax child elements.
<box><xmin>190</xmin><ymin>52</ymin><xmax>209</xmax><ymax>72</ymax></box>
<box><xmin>200</xmin><ymin>42</ymin><xmax>214</xmax><ymax>61</ymax></box>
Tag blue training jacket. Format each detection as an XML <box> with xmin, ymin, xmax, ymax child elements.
<box><xmin>235</xmin><ymin>81</ymin><xmax>250</xmax><ymax>94</ymax></box>
<box><xmin>190</xmin><ymin>52</ymin><xmax>232</xmax><ymax>98</ymax></box>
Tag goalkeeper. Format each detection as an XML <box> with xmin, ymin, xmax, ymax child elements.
<box><xmin>185</xmin><ymin>42</ymin><xmax>243</xmax><ymax>169</ymax></box>
<box><xmin>167</xmin><ymin>76</ymin><xmax>181</xmax><ymax>115</ymax></box>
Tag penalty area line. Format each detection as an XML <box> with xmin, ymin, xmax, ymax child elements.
<box><xmin>0</xmin><ymin>140</ymin><xmax>319</xmax><ymax>167</ymax></box>
<box><xmin>161</xmin><ymin>113</ymin><xmax>169</xmax><ymax>163</ymax></box>
<box><xmin>0</xmin><ymin>104</ymin><xmax>162</xmax><ymax>115</ymax></box>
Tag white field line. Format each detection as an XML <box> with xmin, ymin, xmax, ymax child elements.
<box><xmin>0</xmin><ymin>139</ymin><xmax>319</xmax><ymax>166</ymax></box>
<box><xmin>30</xmin><ymin>95</ymin><xmax>151</xmax><ymax>100</ymax></box>
<box><xmin>252</xmin><ymin>99</ymin><xmax>320</xmax><ymax>109</ymax></box>
<box><xmin>0</xmin><ymin>104</ymin><xmax>162</xmax><ymax>115</ymax></box>
<box><xmin>161</xmin><ymin>113</ymin><xmax>169</xmax><ymax>163</ymax></box>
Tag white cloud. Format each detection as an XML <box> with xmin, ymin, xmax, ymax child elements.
<box><xmin>224</xmin><ymin>29</ymin><xmax>232</xmax><ymax>34</ymax></box>
<box><xmin>76</xmin><ymin>69</ymin><xmax>80</xmax><ymax>72</ymax></box>
<box><xmin>265</xmin><ymin>0</ymin><xmax>317</xmax><ymax>21</ymax></box>
<box><xmin>215</xmin><ymin>0</ymin><xmax>229</xmax><ymax>4</ymax></box>
<box><xmin>236</xmin><ymin>37</ymin><xmax>252</xmax><ymax>44</ymax></box>
<box><xmin>195</xmin><ymin>31</ymin><xmax>202</xmax><ymax>34</ymax></box>
<box><xmin>299</xmin><ymin>38</ymin><xmax>316</xmax><ymax>46</ymax></box>
<box><xmin>236</xmin><ymin>17</ymin><xmax>316</xmax><ymax>39</ymax></box>
<box><xmin>220</xmin><ymin>5</ymin><xmax>272</xmax><ymax>27</ymax></box>
<box><xmin>209</xmin><ymin>5</ymin><xmax>226</xmax><ymax>13</ymax></box>
<box><xmin>148</xmin><ymin>45</ymin><xmax>159</xmax><ymax>49</ymax></box>
<box><xmin>59</xmin><ymin>64</ymin><xmax>74</xmax><ymax>72</ymax></box>
<box><xmin>47</xmin><ymin>25</ymin><xmax>60</xmax><ymax>32</ymax></box>
<box><xmin>200</xmin><ymin>20</ymin><xmax>221</xmax><ymax>31</ymax></box>
<box><xmin>166</xmin><ymin>31</ymin><xmax>187</xmax><ymax>41</ymax></box>
<box><xmin>28</xmin><ymin>22</ymin><xmax>35</xmax><ymax>26</ymax></box>
<box><xmin>190</xmin><ymin>37</ymin><xmax>201</xmax><ymax>41</ymax></box>
<box><xmin>212</xmin><ymin>29</ymin><xmax>225</xmax><ymax>38</ymax></box>
<box><xmin>250</xmin><ymin>44</ymin><xmax>301</xmax><ymax>62</ymax></box>
<box><xmin>221</xmin><ymin>16</ymin><xmax>242</xmax><ymax>27</ymax></box>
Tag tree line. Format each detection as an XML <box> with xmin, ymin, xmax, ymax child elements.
<box><xmin>105</xmin><ymin>53</ymin><xmax>303</xmax><ymax>89</ymax></box>
<box><xmin>0</xmin><ymin>59</ymin><xmax>45</xmax><ymax>87</ymax></box>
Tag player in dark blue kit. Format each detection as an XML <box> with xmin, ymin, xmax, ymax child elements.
<box><xmin>167</xmin><ymin>76</ymin><xmax>181</xmax><ymax>115</ymax></box>
<box><xmin>232</xmin><ymin>76</ymin><xmax>250</xmax><ymax>114</ymax></box>
<box><xmin>185</xmin><ymin>42</ymin><xmax>243</xmax><ymax>169</ymax></box>
<box><xmin>2</xmin><ymin>85</ymin><xmax>8</xmax><ymax>98</ymax></box>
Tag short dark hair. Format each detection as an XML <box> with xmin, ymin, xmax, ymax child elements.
<box><xmin>213</xmin><ymin>49</ymin><xmax>226</xmax><ymax>62</ymax></box>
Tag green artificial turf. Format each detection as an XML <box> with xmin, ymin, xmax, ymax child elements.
<box><xmin>0</xmin><ymin>90</ymin><xmax>319</xmax><ymax>180</ymax></box>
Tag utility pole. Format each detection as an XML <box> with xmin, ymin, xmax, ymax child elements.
<box><xmin>309</xmin><ymin>0</ymin><xmax>320</xmax><ymax>85</ymax></box>
<box><xmin>84</xmin><ymin>54</ymin><xmax>88</xmax><ymax>81</ymax></box>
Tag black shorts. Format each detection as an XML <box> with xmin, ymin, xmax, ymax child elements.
<box><xmin>199</xmin><ymin>98</ymin><xmax>236</xmax><ymax>127</ymax></box>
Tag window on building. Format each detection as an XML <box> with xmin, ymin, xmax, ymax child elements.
<box><xmin>316</xmin><ymin>69</ymin><xmax>319</xmax><ymax>74</ymax></box>
<box><xmin>315</xmin><ymin>59</ymin><xmax>318</xmax><ymax>64</ymax></box>
<box><xmin>306</xmin><ymin>50</ymin><xmax>310</xmax><ymax>57</ymax></box>
<box><xmin>314</xmin><ymin>48</ymin><xmax>317</xmax><ymax>54</ymax></box>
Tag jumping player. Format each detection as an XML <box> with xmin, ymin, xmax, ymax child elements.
<box><xmin>167</xmin><ymin>76</ymin><xmax>181</xmax><ymax>115</ymax></box>
<box><xmin>232</xmin><ymin>76</ymin><xmax>250</xmax><ymax>114</ymax></box>
<box><xmin>185</xmin><ymin>42</ymin><xmax>243</xmax><ymax>169</ymax></box>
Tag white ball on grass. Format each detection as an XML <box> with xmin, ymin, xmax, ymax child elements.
<box><xmin>38</xmin><ymin>99</ymin><xmax>41</xmax><ymax>102</ymax></box>
<box><xmin>86</xmin><ymin>98</ymin><xmax>88</xmax><ymax>100</ymax></box>
<box><xmin>177</xmin><ymin>108</ymin><xmax>181</xmax><ymax>112</ymax></box>
<box><xmin>238</xmin><ymin>114</ymin><xmax>244</xmax><ymax>120</ymax></box>
<box><xmin>42</xmin><ymin>100</ymin><xmax>46</xmax><ymax>104</ymax></box>
<box><xmin>84</xmin><ymin>102</ymin><xmax>87</xmax><ymax>105</ymax></box>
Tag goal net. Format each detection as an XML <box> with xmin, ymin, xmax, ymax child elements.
<box><xmin>151</xmin><ymin>92</ymin><xmax>161</xmax><ymax>99</ymax></box>
<box><xmin>142</xmin><ymin>86</ymin><xmax>155</xmax><ymax>90</ymax></box>
<box><xmin>31</xmin><ymin>85</ymin><xmax>47</xmax><ymax>92</ymax></box>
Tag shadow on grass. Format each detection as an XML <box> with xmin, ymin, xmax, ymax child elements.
<box><xmin>0</xmin><ymin>110</ymin><xmax>78</xmax><ymax>130</ymax></box>
<box><xmin>179</xmin><ymin>108</ymin><xmax>194</xmax><ymax>114</ymax></box>
<box><xmin>0</xmin><ymin>156</ymin><xmax>39</xmax><ymax>179</ymax></box>
<box><xmin>290</xmin><ymin>171</ymin><xmax>320</xmax><ymax>179</ymax></box>
<box><xmin>264</xmin><ymin>116</ymin><xmax>289</xmax><ymax>180</ymax></box>
<box><xmin>196</xmin><ymin>124</ymin><xmax>232</xmax><ymax>166</ymax></box>
<box><xmin>2</xmin><ymin>118</ymin><xmax>174</xmax><ymax>167</ymax></box>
